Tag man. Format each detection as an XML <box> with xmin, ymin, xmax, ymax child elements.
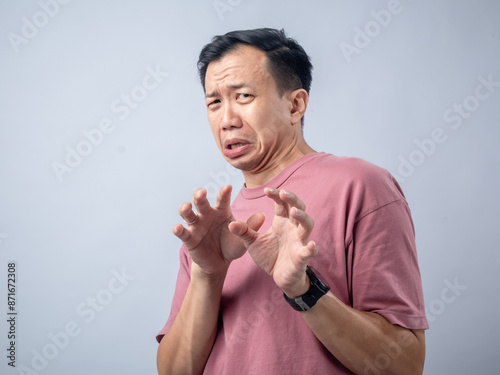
<box><xmin>156</xmin><ymin>28</ymin><xmax>428</xmax><ymax>375</ymax></box>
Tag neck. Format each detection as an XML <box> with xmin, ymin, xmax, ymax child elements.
<box><xmin>242</xmin><ymin>140</ymin><xmax>316</xmax><ymax>188</ymax></box>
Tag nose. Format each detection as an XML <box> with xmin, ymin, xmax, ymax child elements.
<box><xmin>220</xmin><ymin>103</ymin><xmax>242</xmax><ymax>130</ymax></box>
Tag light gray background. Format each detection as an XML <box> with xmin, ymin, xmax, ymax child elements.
<box><xmin>1</xmin><ymin>0</ymin><xmax>499</xmax><ymax>374</ymax></box>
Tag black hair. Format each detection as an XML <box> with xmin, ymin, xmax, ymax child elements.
<box><xmin>197</xmin><ymin>28</ymin><xmax>313</xmax><ymax>127</ymax></box>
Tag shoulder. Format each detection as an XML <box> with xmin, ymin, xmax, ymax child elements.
<box><xmin>309</xmin><ymin>152</ymin><xmax>406</xmax><ymax>205</ymax></box>
<box><xmin>309</xmin><ymin>153</ymin><xmax>394</xmax><ymax>184</ymax></box>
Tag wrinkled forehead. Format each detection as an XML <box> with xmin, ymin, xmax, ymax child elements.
<box><xmin>205</xmin><ymin>45</ymin><xmax>274</xmax><ymax>92</ymax></box>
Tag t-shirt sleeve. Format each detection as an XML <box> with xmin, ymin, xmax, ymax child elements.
<box><xmin>350</xmin><ymin>198</ymin><xmax>429</xmax><ymax>329</ymax></box>
<box><xmin>156</xmin><ymin>245</ymin><xmax>192</xmax><ymax>343</ymax></box>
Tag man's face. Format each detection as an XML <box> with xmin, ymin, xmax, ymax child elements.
<box><xmin>204</xmin><ymin>45</ymin><xmax>297</xmax><ymax>176</ymax></box>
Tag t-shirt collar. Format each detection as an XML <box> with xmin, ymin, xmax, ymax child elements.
<box><xmin>240</xmin><ymin>152</ymin><xmax>322</xmax><ymax>200</ymax></box>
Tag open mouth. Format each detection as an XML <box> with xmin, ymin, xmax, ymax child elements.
<box><xmin>227</xmin><ymin>142</ymin><xmax>247</xmax><ymax>150</ymax></box>
<box><xmin>223</xmin><ymin>139</ymin><xmax>251</xmax><ymax>158</ymax></box>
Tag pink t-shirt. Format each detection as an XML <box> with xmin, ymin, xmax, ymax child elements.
<box><xmin>157</xmin><ymin>152</ymin><xmax>428</xmax><ymax>374</ymax></box>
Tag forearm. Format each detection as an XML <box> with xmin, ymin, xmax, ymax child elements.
<box><xmin>157</xmin><ymin>264</ymin><xmax>227</xmax><ymax>375</ymax></box>
<box><xmin>300</xmin><ymin>292</ymin><xmax>425</xmax><ymax>375</ymax></box>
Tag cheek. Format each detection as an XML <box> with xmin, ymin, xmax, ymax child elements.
<box><xmin>255</xmin><ymin>105</ymin><xmax>286</xmax><ymax>141</ymax></box>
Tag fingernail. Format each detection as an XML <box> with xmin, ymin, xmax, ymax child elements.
<box><xmin>268</xmin><ymin>187</ymin><xmax>277</xmax><ymax>194</ymax></box>
<box><xmin>284</xmin><ymin>190</ymin><xmax>293</xmax><ymax>197</ymax></box>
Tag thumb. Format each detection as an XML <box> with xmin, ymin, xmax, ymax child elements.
<box><xmin>301</xmin><ymin>240</ymin><xmax>319</xmax><ymax>263</ymax></box>
<box><xmin>247</xmin><ymin>212</ymin><xmax>265</xmax><ymax>232</ymax></box>
<box><xmin>228</xmin><ymin>212</ymin><xmax>265</xmax><ymax>247</ymax></box>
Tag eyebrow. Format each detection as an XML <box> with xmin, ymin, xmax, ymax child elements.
<box><xmin>205</xmin><ymin>83</ymin><xmax>251</xmax><ymax>98</ymax></box>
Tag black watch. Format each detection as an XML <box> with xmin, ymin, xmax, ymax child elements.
<box><xmin>284</xmin><ymin>266</ymin><xmax>330</xmax><ymax>311</ymax></box>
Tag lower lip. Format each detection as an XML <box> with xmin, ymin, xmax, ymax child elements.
<box><xmin>223</xmin><ymin>143</ymin><xmax>251</xmax><ymax>158</ymax></box>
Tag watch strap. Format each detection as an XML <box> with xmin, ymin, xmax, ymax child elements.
<box><xmin>284</xmin><ymin>266</ymin><xmax>330</xmax><ymax>311</ymax></box>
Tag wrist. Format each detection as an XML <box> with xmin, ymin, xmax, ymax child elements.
<box><xmin>283</xmin><ymin>266</ymin><xmax>331</xmax><ymax>312</ymax></box>
<box><xmin>282</xmin><ymin>270</ymin><xmax>311</xmax><ymax>299</ymax></box>
<box><xmin>191</xmin><ymin>262</ymin><xmax>229</xmax><ymax>286</ymax></box>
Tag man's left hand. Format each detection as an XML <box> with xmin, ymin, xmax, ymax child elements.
<box><xmin>228</xmin><ymin>188</ymin><xmax>318</xmax><ymax>298</ymax></box>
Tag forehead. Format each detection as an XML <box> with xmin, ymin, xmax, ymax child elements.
<box><xmin>205</xmin><ymin>45</ymin><xmax>275</xmax><ymax>92</ymax></box>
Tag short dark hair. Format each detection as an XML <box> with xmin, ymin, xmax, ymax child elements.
<box><xmin>197</xmin><ymin>28</ymin><xmax>313</xmax><ymax>127</ymax></box>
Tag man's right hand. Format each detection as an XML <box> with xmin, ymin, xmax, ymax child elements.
<box><xmin>172</xmin><ymin>185</ymin><xmax>265</xmax><ymax>276</ymax></box>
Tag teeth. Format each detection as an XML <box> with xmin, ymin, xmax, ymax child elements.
<box><xmin>230</xmin><ymin>143</ymin><xmax>245</xmax><ymax>149</ymax></box>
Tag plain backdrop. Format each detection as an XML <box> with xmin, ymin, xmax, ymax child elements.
<box><xmin>1</xmin><ymin>1</ymin><xmax>499</xmax><ymax>374</ymax></box>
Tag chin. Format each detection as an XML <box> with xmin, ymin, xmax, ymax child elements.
<box><xmin>225</xmin><ymin>158</ymin><xmax>255</xmax><ymax>172</ymax></box>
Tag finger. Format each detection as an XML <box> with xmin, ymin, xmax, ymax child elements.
<box><xmin>227</xmin><ymin>212</ymin><xmax>265</xmax><ymax>248</ymax></box>
<box><xmin>228</xmin><ymin>217</ymin><xmax>262</xmax><ymax>248</ymax></box>
<box><xmin>291</xmin><ymin>207</ymin><xmax>315</xmax><ymax>242</ymax></box>
<box><xmin>172</xmin><ymin>223</ymin><xmax>191</xmax><ymax>242</ymax></box>
<box><xmin>247</xmin><ymin>212</ymin><xmax>266</xmax><ymax>232</ymax></box>
<box><xmin>178</xmin><ymin>202</ymin><xmax>198</xmax><ymax>225</ymax></box>
<box><xmin>299</xmin><ymin>241</ymin><xmax>319</xmax><ymax>263</ymax></box>
<box><xmin>264</xmin><ymin>187</ymin><xmax>289</xmax><ymax>217</ymax></box>
<box><xmin>192</xmin><ymin>188</ymin><xmax>211</xmax><ymax>216</ymax></box>
<box><xmin>214</xmin><ymin>185</ymin><xmax>232</xmax><ymax>210</ymax></box>
<box><xmin>279</xmin><ymin>190</ymin><xmax>306</xmax><ymax>211</ymax></box>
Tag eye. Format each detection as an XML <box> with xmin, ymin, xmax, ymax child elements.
<box><xmin>237</xmin><ymin>93</ymin><xmax>253</xmax><ymax>102</ymax></box>
<box><xmin>207</xmin><ymin>99</ymin><xmax>221</xmax><ymax>107</ymax></box>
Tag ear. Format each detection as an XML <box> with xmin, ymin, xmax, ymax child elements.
<box><xmin>289</xmin><ymin>89</ymin><xmax>309</xmax><ymax>126</ymax></box>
